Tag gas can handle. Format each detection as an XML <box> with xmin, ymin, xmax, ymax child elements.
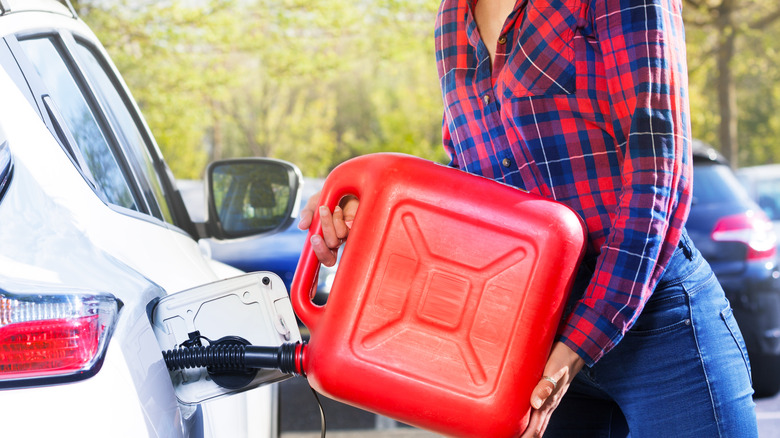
<box><xmin>292</xmin><ymin>153</ymin><xmax>412</xmax><ymax>330</ymax></box>
<box><xmin>291</xmin><ymin>181</ymin><xmax>360</xmax><ymax>332</ymax></box>
<box><xmin>290</xmin><ymin>214</ymin><xmax>324</xmax><ymax>330</ymax></box>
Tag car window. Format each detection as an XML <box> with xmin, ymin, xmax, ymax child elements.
<box><xmin>18</xmin><ymin>36</ymin><xmax>138</xmax><ymax>211</ymax></box>
<box><xmin>752</xmin><ymin>179</ymin><xmax>780</xmax><ymax>221</ymax></box>
<box><xmin>1</xmin><ymin>38</ymin><xmax>37</xmax><ymax>112</ymax></box>
<box><xmin>70</xmin><ymin>40</ymin><xmax>173</xmax><ymax>223</ymax></box>
<box><xmin>692</xmin><ymin>162</ymin><xmax>749</xmax><ymax>204</ymax></box>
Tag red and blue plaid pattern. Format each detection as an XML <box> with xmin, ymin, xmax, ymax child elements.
<box><xmin>435</xmin><ymin>0</ymin><xmax>692</xmax><ymax>364</ymax></box>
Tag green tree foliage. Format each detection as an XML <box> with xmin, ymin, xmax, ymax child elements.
<box><xmin>76</xmin><ymin>0</ymin><xmax>247</xmax><ymax>178</ymax></box>
<box><xmin>78</xmin><ymin>0</ymin><xmax>780</xmax><ymax>179</ymax></box>
<box><xmin>684</xmin><ymin>0</ymin><xmax>780</xmax><ymax>167</ymax></box>
<box><xmin>79</xmin><ymin>0</ymin><xmax>446</xmax><ymax>179</ymax></box>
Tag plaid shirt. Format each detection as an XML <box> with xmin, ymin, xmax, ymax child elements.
<box><xmin>435</xmin><ymin>0</ymin><xmax>692</xmax><ymax>365</ymax></box>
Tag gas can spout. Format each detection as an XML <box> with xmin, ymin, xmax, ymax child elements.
<box><xmin>162</xmin><ymin>339</ymin><xmax>307</xmax><ymax>385</ymax></box>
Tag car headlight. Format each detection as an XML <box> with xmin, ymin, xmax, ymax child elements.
<box><xmin>0</xmin><ymin>287</ymin><xmax>120</xmax><ymax>389</ymax></box>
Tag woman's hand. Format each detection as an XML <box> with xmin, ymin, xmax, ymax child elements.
<box><xmin>521</xmin><ymin>342</ymin><xmax>586</xmax><ymax>438</ymax></box>
<box><xmin>298</xmin><ymin>192</ymin><xmax>359</xmax><ymax>267</ymax></box>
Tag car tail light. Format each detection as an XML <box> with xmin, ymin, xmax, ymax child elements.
<box><xmin>711</xmin><ymin>210</ymin><xmax>778</xmax><ymax>261</ymax></box>
<box><xmin>0</xmin><ymin>288</ymin><xmax>119</xmax><ymax>388</ymax></box>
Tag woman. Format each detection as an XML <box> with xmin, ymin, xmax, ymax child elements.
<box><xmin>300</xmin><ymin>0</ymin><xmax>758</xmax><ymax>435</ymax></box>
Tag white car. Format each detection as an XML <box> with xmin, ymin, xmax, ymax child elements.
<box><xmin>0</xmin><ymin>1</ymin><xmax>302</xmax><ymax>436</ymax></box>
<box><xmin>737</xmin><ymin>163</ymin><xmax>780</xmax><ymax>232</ymax></box>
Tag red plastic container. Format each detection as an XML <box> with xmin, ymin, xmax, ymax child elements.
<box><xmin>291</xmin><ymin>153</ymin><xmax>586</xmax><ymax>438</ymax></box>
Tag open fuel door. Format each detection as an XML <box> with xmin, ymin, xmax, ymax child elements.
<box><xmin>150</xmin><ymin>272</ymin><xmax>301</xmax><ymax>405</ymax></box>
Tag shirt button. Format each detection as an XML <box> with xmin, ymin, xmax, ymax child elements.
<box><xmin>498</xmin><ymin>35</ymin><xmax>507</xmax><ymax>45</ymax></box>
<box><xmin>483</xmin><ymin>94</ymin><xmax>491</xmax><ymax>105</ymax></box>
<box><xmin>502</xmin><ymin>157</ymin><xmax>512</xmax><ymax>168</ymax></box>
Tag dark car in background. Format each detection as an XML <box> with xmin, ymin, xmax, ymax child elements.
<box><xmin>687</xmin><ymin>140</ymin><xmax>780</xmax><ymax>397</ymax></box>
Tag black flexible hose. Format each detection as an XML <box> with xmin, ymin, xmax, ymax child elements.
<box><xmin>163</xmin><ymin>340</ymin><xmax>321</xmax><ymax>435</ymax></box>
<box><xmin>163</xmin><ymin>342</ymin><xmax>303</xmax><ymax>375</ymax></box>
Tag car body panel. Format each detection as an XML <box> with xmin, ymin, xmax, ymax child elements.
<box><xmin>0</xmin><ymin>57</ymin><xmax>223</xmax><ymax>293</ymax></box>
<box><xmin>687</xmin><ymin>165</ymin><xmax>755</xmax><ymax>276</ymax></box>
<box><xmin>687</xmin><ymin>141</ymin><xmax>780</xmax><ymax>398</ymax></box>
<box><xmin>688</xmin><ymin>142</ymin><xmax>777</xmax><ymax>282</ymax></box>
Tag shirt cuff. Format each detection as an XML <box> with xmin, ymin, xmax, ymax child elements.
<box><xmin>558</xmin><ymin>302</ymin><xmax>625</xmax><ymax>366</ymax></box>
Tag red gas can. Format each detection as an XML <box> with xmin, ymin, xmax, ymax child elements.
<box><xmin>291</xmin><ymin>153</ymin><xmax>586</xmax><ymax>438</ymax></box>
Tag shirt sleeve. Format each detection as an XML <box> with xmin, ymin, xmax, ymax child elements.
<box><xmin>442</xmin><ymin>113</ymin><xmax>460</xmax><ymax>169</ymax></box>
<box><xmin>558</xmin><ymin>0</ymin><xmax>693</xmax><ymax>365</ymax></box>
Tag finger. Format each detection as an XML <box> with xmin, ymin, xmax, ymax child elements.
<box><xmin>298</xmin><ymin>191</ymin><xmax>322</xmax><ymax>230</ymax></box>
<box><xmin>332</xmin><ymin>206</ymin><xmax>350</xmax><ymax>240</ymax></box>
<box><xmin>310</xmin><ymin>235</ymin><xmax>338</xmax><ymax>267</ymax></box>
<box><xmin>340</xmin><ymin>196</ymin><xmax>359</xmax><ymax>217</ymax></box>
<box><xmin>298</xmin><ymin>208</ymin><xmax>313</xmax><ymax>230</ymax></box>
<box><xmin>319</xmin><ymin>206</ymin><xmax>342</xmax><ymax>249</ymax></box>
<box><xmin>336</xmin><ymin>195</ymin><xmax>359</xmax><ymax>230</ymax></box>
<box><xmin>537</xmin><ymin>411</ymin><xmax>553</xmax><ymax>438</ymax></box>
<box><xmin>519</xmin><ymin>407</ymin><xmax>546</xmax><ymax>438</ymax></box>
<box><xmin>522</xmin><ymin>381</ymin><xmax>556</xmax><ymax>438</ymax></box>
<box><xmin>530</xmin><ymin>377</ymin><xmax>557</xmax><ymax>409</ymax></box>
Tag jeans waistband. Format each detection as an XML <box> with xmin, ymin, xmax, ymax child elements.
<box><xmin>565</xmin><ymin>227</ymin><xmax>702</xmax><ymax>312</ymax></box>
<box><xmin>657</xmin><ymin>228</ymin><xmax>704</xmax><ymax>289</ymax></box>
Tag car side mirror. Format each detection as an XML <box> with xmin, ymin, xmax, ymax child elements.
<box><xmin>205</xmin><ymin>158</ymin><xmax>302</xmax><ymax>239</ymax></box>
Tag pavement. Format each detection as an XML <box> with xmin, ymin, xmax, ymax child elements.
<box><xmin>282</xmin><ymin>431</ymin><xmax>439</xmax><ymax>438</ymax></box>
<box><xmin>757</xmin><ymin>394</ymin><xmax>780</xmax><ymax>438</ymax></box>
<box><xmin>279</xmin><ymin>349</ymin><xmax>780</xmax><ymax>438</ymax></box>
<box><xmin>279</xmin><ymin>380</ymin><xmax>780</xmax><ymax>438</ymax></box>
<box><xmin>278</xmin><ymin>376</ymin><xmax>441</xmax><ymax>438</ymax></box>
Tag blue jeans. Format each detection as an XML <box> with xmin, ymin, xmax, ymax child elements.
<box><xmin>547</xmin><ymin>231</ymin><xmax>758</xmax><ymax>437</ymax></box>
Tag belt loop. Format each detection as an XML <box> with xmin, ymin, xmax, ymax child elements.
<box><xmin>678</xmin><ymin>230</ymin><xmax>693</xmax><ymax>261</ymax></box>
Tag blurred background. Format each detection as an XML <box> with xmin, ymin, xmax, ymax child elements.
<box><xmin>71</xmin><ymin>0</ymin><xmax>780</xmax><ymax>179</ymax></box>
<box><xmin>71</xmin><ymin>0</ymin><xmax>448</xmax><ymax>180</ymax></box>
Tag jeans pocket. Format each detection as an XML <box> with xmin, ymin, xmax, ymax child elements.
<box><xmin>722</xmin><ymin>305</ymin><xmax>753</xmax><ymax>385</ymax></box>
<box><xmin>626</xmin><ymin>289</ymin><xmax>690</xmax><ymax>337</ymax></box>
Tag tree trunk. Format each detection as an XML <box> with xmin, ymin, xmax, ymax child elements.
<box><xmin>716</xmin><ymin>0</ymin><xmax>739</xmax><ymax>167</ymax></box>
<box><xmin>210</xmin><ymin>99</ymin><xmax>223</xmax><ymax>161</ymax></box>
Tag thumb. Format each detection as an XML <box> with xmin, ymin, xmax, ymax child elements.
<box><xmin>340</xmin><ymin>195</ymin><xmax>359</xmax><ymax>223</ymax></box>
